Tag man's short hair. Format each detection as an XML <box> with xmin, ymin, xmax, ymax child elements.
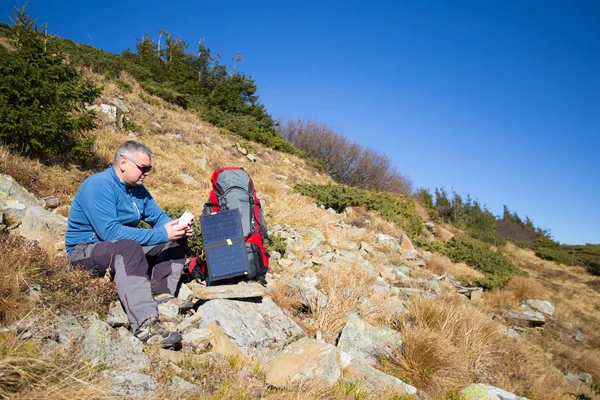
<box><xmin>114</xmin><ymin>141</ymin><xmax>153</xmax><ymax>165</ymax></box>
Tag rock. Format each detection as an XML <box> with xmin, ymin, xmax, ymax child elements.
<box><xmin>525</xmin><ymin>299</ymin><xmax>554</xmax><ymax>317</ymax></box>
<box><xmin>468</xmin><ymin>288</ymin><xmax>484</xmax><ymax>302</ymax></box>
<box><xmin>461</xmin><ymin>383</ymin><xmax>528</xmax><ymax>399</ymax></box>
<box><xmin>193</xmin><ymin>282</ymin><xmax>265</xmax><ymax>300</ymax></box>
<box><xmin>497</xmin><ymin>325</ymin><xmax>520</xmax><ymax>338</ymax></box>
<box><xmin>196</xmin><ymin>158</ymin><xmax>207</xmax><ymax>170</ymax></box>
<box><xmin>341</xmin><ymin>241</ymin><xmax>360</xmax><ymax>251</ymax></box>
<box><xmin>305</xmin><ymin>227</ymin><xmax>326</xmax><ymax>250</ymax></box>
<box><xmin>247</xmin><ymin>154</ymin><xmax>258</xmax><ymax>162</ymax></box>
<box><xmin>374</xmin><ymin>234</ymin><xmax>400</xmax><ymax>252</ymax></box>
<box><xmin>100</xmin><ymin>104</ymin><xmax>117</xmax><ymax>121</ymax></box>
<box><xmin>41</xmin><ymin>196</ymin><xmax>60</xmax><ymax>209</ymax></box>
<box><xmin>55</xmin><ymin>311</ymin><xmax>84</xmax><ymax>350</ymax></box>
<box><xmin>426</xmin><ymin>279</ymin><xmax>442</xmax><ymax>294</ymax></box>
<box><xmin>19</xmin><ymin>206</ymin><xmax>67</xmax><ymax>255</ymax></box>
<box><xmin>399</xmin><ymin>234</ymin><xmax>416</xmax><ymax>255</ymax></box>
<box><xmin>349</xmin><ymin>364</ymin><xmax>417</xmax><ymax>396</ymax></box>
<box><xmin>505</xmin><ymin>305</ymin><xmax>545</xmax><ymax>327</ymax></box>
<box><xmin>236</xmin><ymin>142</ymin><xmax>248</xmax><ymax>155</ymax></box>
<box><xmin>278</xmin><ymin>258</ymin><xmax>294</xmax><ymax>268</ymax></box>
<box><xmin>103</xmin><ymin>96</ymin><xmax>130</xmax><ymax>113</ymax></box>
<box><xmin>326</xmin><ymin>207</ymin><xmax>337</xmax><ymax>214</ymax></box>
<box><xmin>182</xmin><ymin>328</ymin><xmax>211</xmax><ymax>350</ymax></box>
<box><xmin>206</xmin><ymin>322</ymin><xmax>247</xmax><ymax>359</ymax></box>
<box><xmin>151</xmin><ymin>121</ymin><xmax>162</xmax><ymax>130</ymax></box>
<box><xmin>424</xmin><ymin>221</ymin><xmax>437</xmax><ymax>235</ymax></box>
<box><xmin>177</xmin><ymin>283</ymin><xmax>194</xmax><ymax>302</ymax></box>
<box><xmin>574</xmin><ymin>331</ymin><xmax>586</xmax><ymax>342</ymax></box>
<box><xmin>337</xmin><ymin>313</ymin><xmax>402</xmax><ymax>365</ymax></box>
<box><xmin>264</xmin><ymin>338</ymin><xmax>341</xmax><ymax>388</ymax></box>
<box><xmin>0</xmin><ymin>174</ymin><xmax>43</xmax><ymax>220</ymax></box>
<box><xmin>158</xmin><ymin>301</ymin><xmax>180</xmax><ymax>322</ymax></box>
<box><xmin>82</xmin><ymin>315</ymin><xmax>149</xmax><ymax>372</ymax></box>
<box><xmin>168</xmin><ymin>376</ymin><xmax>199</xmax><ymax>396</ymax></box>
<box><xmin>101</xmin><ymin>370</ymin><xmax>156</xmax><ymax>397</ymax></box>
<box><xmin>360</xmin><ymin>241</ymin><xmax>374</xmax><ymax>253</ymax></box>
<box><xmin>178</xmin><ymin>173</ymin><xmax>197</xmax><ymax>185</ymax></box>
<box><xmin>197</xmin><ymin>298</ymin><xmax>303</xmax><ymax>359</ymax></box>
<box><xmin>380</xmin><ymin>296</ymin><xmax>408</xmax><ymax>318</ymax></box>
<box><xmin>565</xmin><ymin>372</ymin><xmax>593</xmax><ymax>383</ymax></box>
<box><xmin>293</xmin><ymin>278</ymin><xmax>329</xmax><ymax>309</ymax></box>
<box><xmin>343</xmin><ymin>207</ymin><xmax>353</xmax><ymax>217</ymax></box>
<box><xmin>106</xmin><ymin>301</ymin><xmax>129</xmax><ymax>327</ymax></box>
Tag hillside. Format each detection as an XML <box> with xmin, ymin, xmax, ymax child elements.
<box><xmin>1</xmin><ymin>17</ymin><xmax>600</xmax><ymax>400</ymax></box>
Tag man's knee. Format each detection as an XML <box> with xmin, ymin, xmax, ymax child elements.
<box><xmin>92</xmin><ymin>240</ymin><xmax>147</xmax><ymax>276</ymax></box>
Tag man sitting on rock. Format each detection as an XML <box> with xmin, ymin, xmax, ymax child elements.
<box><xmin>65</xmin><ymin>140</ymin><xmax>191</xmax><ymax>348</ymax></box>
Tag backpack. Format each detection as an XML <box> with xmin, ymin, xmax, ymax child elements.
<box><xmin>189</xmin><ymin>167</ymin><xmax>269</xmax><ymax>284</ymax></box>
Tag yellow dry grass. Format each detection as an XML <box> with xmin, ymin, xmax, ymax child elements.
<box><xmin>308</xmin><ymin>262</ymin><xmax>375</xmax><ymax>343</ymax></box>
<box><xmin>426</xmin><ymin>253</ymin><xmax>486</xmax><ymax>281</ymax></box>
<box><xmin>383</xmin><ymin>295</ymin><xmax>569</xmax><ymax>399</ymax></box>
<box><xmin>0</xmin><ymin>333</ymin><xmax>107</xmax><ymax>399</ymax></box>
<box><xmin>505</xmin><ymin>276</ymin><xmax>545</xmax><ymax>301</ymax></box>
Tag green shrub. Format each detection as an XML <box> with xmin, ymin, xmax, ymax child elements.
<box><xmin>266</xmin><ymin>233</ymin><xmax>286</xmax><ymax>257</ymax></box>
<box><xmin>444</xmin><ymin>236</ymin><xmax>524</xmax><ymax>289</ymax></box>
<box><xmin>534</xmin><ymin>239</ymin><xmax>600</xmax><ymax>276</ymax></box>
<box><xmin>413</xmin><ymin>237</ymin><xmax>445</xmax><ymax>254</ymax></box>
<box><xmin>0</xmin><ymin>7</ymin><xmax>101</xmax><ymax>160</ymax></box>
<box><xmin>294</xmin><ymin>183</ymin><xmax>423</xmax><ymax>237</ymax></box>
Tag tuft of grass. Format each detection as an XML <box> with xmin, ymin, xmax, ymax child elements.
<box><xmin>308</xmin><ymin>262</ymin><xmax>374</xmax><ymax>343</ymax></box>
<box><xmin>383</xmin><ymin>295</ymin><xmax>568</xmax><ymax>399</ymax></box>
<box><xmin>505</xmin><ymin>276</ymin><xmax>545</xmax><ymax>301</ymax></box>
<box><xmin>0</xmin><ymin>233</ymin><xmax>115</xmax><ymax>324</ymax></box>
<box><xmin>0</xmin><ymin>332</ymin><xmax>106</xmax><ymax>399</ymax></box>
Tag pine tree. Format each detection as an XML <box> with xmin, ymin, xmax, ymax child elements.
<box><xmin>0</xmin><ymin>4</ymin><xmax>100</xmax><ymax>159</ymax></box>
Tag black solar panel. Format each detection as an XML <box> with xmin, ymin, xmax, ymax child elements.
<box><xmin>200</xmin><ymin>209</ymin><xmax>249</xmax><ymax>283</ymax></box>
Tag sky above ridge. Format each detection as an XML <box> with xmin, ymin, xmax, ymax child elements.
<box><xmin>3</xmin><ymin>1</ymin><xmax>599</xmax><ymax>245</ymax></box>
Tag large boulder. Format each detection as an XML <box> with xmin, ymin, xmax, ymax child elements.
<box><xmin>197</xmin><ymin>297</ymin><xmax>303</xmax><ymax>359</ymax></box>
<box><xmin>525</xmin><ymin>299</ymin><xmax>554</xmax><ymax>317</ymax></box>
<box><xmin>0</xmin><ymin>174</ymin><xmax>43</xmax><ymax>221</ymax></box>
<box><xmin>337</xmin><ymin>313</ymin><xmax>402</xmax><ymax>365</ymax></box>
<box><xmin>19</xmin><ymin>206</ymin><xmax>67</xmax><ymax>254</ymax></box>
<box><xmin>504</xmin><ymin>304</ymin><xmax>545</xmax><ymax>327</ymax></box>
<box><xmin>461</xmin><ymin>383</ymin><xmax>528</xmax><ymax>399</ymax></box>
<box><xmin>264</xmin><ymin>338</ymin><xmax>341</xmax><ymax>388</ymax></box>
<box><xmin>82</xmin><ymin>315</ymin><xmax>149</xmax><ymax>372</ymax></box>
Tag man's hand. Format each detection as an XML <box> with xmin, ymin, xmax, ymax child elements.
<box><xmin>164</xmin><ymin>220</ymin><xmax>193</xmax><ymax>241</ymax></box>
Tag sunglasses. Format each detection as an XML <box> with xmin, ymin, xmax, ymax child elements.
<box><xmin>121</xmin><ymin>154</ymin><xmax>153</xmax><ymax>174</ymax></box>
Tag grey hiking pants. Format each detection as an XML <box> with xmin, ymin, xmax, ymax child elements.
<box><xmin>68</xmin><ymin>239</ymin><xmax>187</xmax><ymax>331</ymax></box>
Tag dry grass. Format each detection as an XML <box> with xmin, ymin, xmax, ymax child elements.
<box><xmin>0</xmin><ymin>147</ymin><xmax>93</xmax><ymax>203</ymax></box>
<box><xmin>308</xmin><ymin>262</ymin><xmax>375</xmax><ymax>343</ymax></box>
<box><xmin>426</xmin><ymin>253</ymin><xmax>485</xmax><ymax>281</ymax></box>
<box><xmin>0</xmin><ymin>233</ymin><xmax>115</xmax><ymax>325</ymax></box>
<box><xmin>383</xmin><ymin>295</ymin><xmax>569</xmax><ymax>399</ymax></box>
<box><xmin>506</xmin><ymin>276</ymin><xmax>545</xmax><ymax>301</ymax></box>
<box><xmin>481</xmin><ymin>289</ymin><xmax>518</xmax><ymax>314</ymax></box>
<box><xmin>0</xmin><ymin>333</ymin><xmax>107</xmax><ymax>399</ymax></box>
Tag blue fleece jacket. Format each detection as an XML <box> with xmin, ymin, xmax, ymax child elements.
<box><xmin>65</xmin><ymin>167</ymin><xmax>171</xmax><ymax>254</ymax></box>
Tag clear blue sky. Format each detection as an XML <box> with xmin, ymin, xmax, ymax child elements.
<box><xmin>3</xmin><ymin>1</ymin><xmax>599</xmax><ymax>244</ymax></box>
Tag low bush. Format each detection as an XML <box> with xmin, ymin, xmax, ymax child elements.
<box><xmin>444</xmin><ymin>236</ymin><xmax>525</xmax><ymax>290</ymax></box>
<box><xmin>294</xmin><ymin>183</ymin><xmax>423</xmax><ymax>237</ymax></box>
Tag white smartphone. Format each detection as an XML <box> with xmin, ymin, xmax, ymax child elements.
<box><xmin>177</xmin><ymin>210</ymin><xmax>194</xmax><ymax>226</ymax></box>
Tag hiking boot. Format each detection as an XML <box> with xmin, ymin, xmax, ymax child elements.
<box><xmin>134</xmin><ymin>317</ymin><xmax>182</xmax><ymax>348</ymax></box>
<box><xmin>154</xmin><ymin>293</ymin><xmax>194</xmax><ymax>313</ymax></box>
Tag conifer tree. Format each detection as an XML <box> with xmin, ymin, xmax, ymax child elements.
<box><xmin>0</xmin><ymin>4</ymin><xmax>100</xmax><ymax>159</ymax></box>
